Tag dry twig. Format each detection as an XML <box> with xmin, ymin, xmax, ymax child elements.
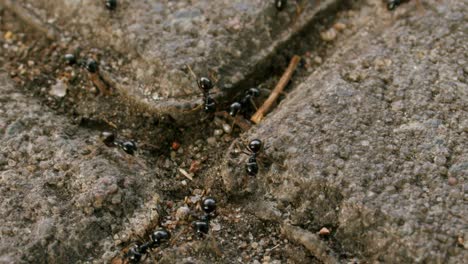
<box><xmin>250</xmin><ymin>55</ymin><xmax>300</xmax><ymax>124</ymax></box>
<box><xmin>282</xmin><ymin>224</ymin><xmax>338</xmax><ymax>264</ymax></box>
<box><xmin>215</xmin><ymin>111</ymin><xmax>252</xmax><ymax>131</ymax></box>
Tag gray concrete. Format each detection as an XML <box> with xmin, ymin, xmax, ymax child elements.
<box><xmin>222</xmin><ymin>0</ymin><xmax>467</xmax><ymax>262</ymax></box>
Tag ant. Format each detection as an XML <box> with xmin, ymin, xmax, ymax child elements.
<box><xmin>185</xmin><ymin>64</ymin><xmax>218</xmax><ymax>113</ymax></box>
<box><xmin>122</xmin><ymin>229</ymin><xmax>171</xmax><ymax>263</ymax></box>
<box><xmin>245</xmin><ymin>139</ymin><xmax>262</xmax><ymax>176</ymax></box>
<box><xmin>192</xmin><ymin>197</ymin><xmax>217</xmax><ymax>237</ymax></box>
<box><xmin>198</xmin><ymin>77</ymin><xmax>217</xmax><ymax>113</ymax></box>
<box><xmin>228</xmin><ymin>87</ymin><xmax>260</xmax><ymax>117</ymax></box>
<box><xmin>101</xmin><ymin>131</ymin><xmax>137</xmax><ymax>155</ymax></box>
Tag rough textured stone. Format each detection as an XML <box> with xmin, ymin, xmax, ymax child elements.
<box><xmin>1</xmin><ymin>0</ymin><xmax>467</xmax><ymax>263</ymax></box>
<box><xmin>222</xmin><ymin>0</ymin><xmax>467</xmax><ymax>262</ymax></box>
<box><xmin>18</xmin><ymin>0</ymin><xmax>341</xmax><ymax>117</ymax></box>
<box><xmin>0</xmin><ymin>73</ymin><xmax>161</xmax><ymax>263</ymax></box>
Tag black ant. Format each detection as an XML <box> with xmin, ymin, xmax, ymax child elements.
<box><xmin>185</xmin><ymin>65</ymin><xmax>218</xmax><ymax>113</ymax></box>
<box><xmin>122</xmin><ymin>229</ymin><xmax>171</xmax><ymax>263</ymax></box>
<box><xmin>228</xmin><ymin>87</ymin><xmax>260</xmax><ymax>117</ymax></box>
<box><xmin>192</xmin><ymin>197</ymin><xmax>217</xmax><ymax>237</ymax></box>
<box><xmin>198</xmin><ymin>77</ymin><xmax>217</xmax><ymax>113</ymax></box>
<box><xmin>245</xmin><ymin>139</ymin><xmax>262</xmax><ymax>176</ymax></box>
<box><xmin>105</xmin><ymin>0</ymin><xmax>117</xmax><ymax>10</ymax></box>
<box><xmin>101</xmin><ymin>131</ymin><xmax>137</xmax><ymax>155</ymax></box>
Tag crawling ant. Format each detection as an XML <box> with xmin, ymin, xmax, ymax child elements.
<box><xmin>121</xmin><ymin>229</ymin><xmax>171</xmax><ymax>263</ymax></box>
<box><xmin>245</xmin><ymin>139</ymin><xmax>262</xmax><ymax>176</ymax></box>
<box><xmin>185</xmin><ymin>65</ymin><xmax>218</xmax><ymax>113</ymax></box>
<box><xmin>198</xmin><ymin>77</ymin><xmax>217</xmax><ymax>113</ymax></box>
<box><xmin>106</xmin><ymin>0</ymin><xmax>117</xmax><ymax>10</ymax></box>
<box><xmin>229</xmin><ymin>87</ymin><xmax>260</xmax><ymax>117</ymax></box>
<box><xmin>192</xmin><ymin>197</ymin><xmax>217</xmax><ymax>237</ymax></box>
<box><xmin>100</xmin><ymin>131</ymin><xmax>137</xmax><ymax>155</ymax></box>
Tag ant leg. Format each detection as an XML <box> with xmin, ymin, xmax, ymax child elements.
<box><xmin>249</xmin><ymin>97</ymin><xmax>258</xmax><ymax>111</ymax></box>
<box><xmin>234</xmin><ymin>141</ymin><xmax>251</xmax><ymax>156</ymax></box>
<box><xmin>259</xmin><ymin>154</ymin><xmax>287</xmax><ymax>169</ymax></box>
<box><xmin>208</xmin><ymin>232</ymin><xmax>223</xmax><ymax>257</ymax></box>
<box><xmin>230</xmin><ymin>115</ymin><xmax>237</xmax><ymax>134</ymax></box>
<box><xmin>180</xmin><ymin>103</ymin><xmax>203</xmax><ymax>113</ymax></box>
<box><xmin>185</xmin><ymin>64</ymin><xmax>198</xmax><ymax>80</ymax></box>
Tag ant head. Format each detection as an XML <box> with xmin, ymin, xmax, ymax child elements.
<box><xmin>248</xmin><ymin>139</ymin><xmax>262</xmax><ymax>154</ymax></box>
<box><xmin>151</xmin><ymin>229</ymin><xmax>171</xmax><ymax>244</ymax></box>
<box><xmin>198</xmin><ymin>77</ymin><xmax>213</xmax><ymax>92</ymax></box>
<box><xmin>101</xmin><ymin>131</ymin><xmax>115</xmax><ymax>147</ymax></box>
<box><xmin>121</xmin><ymin>141</ymin><xmax>137</xmax><ymax>155</ymax></box>
<box><xmin>85</xmin><ymin>58</ymin><xmax>98</xmax><ymax>73</ymax></box>
<box><xmin>229</xmin><ymin>102</ymin><xmax>242</xmax><ymax>116</ymax></box>
<box><xmin>202</xmin><ymin>197</ymin><xmax>216</xmax><ymax>214</ymax></box>
<box><xmin>246</xmin><ymin>88</ymin><xmax>260</xmax><ymax>97</ymax></box>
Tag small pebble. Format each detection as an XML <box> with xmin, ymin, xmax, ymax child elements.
<box><xmin>320</xmin><ymin>28</ymin><xmax>337</xmax><ymax>41</ymax></box>
<box><xmin>252</xmin><ymin>242</ymin><xmax>259</xmax><ymax>249</ymax></box>
<box><xmin>333</xmin><ymin>22</ymin><xmax>347</xmax><ymax>31</ymax></box>
<box><xmin>214</xmin><ymin>129</ymin><xmax>223</xmax><ymax>137</ymax></box>
<box><xmin>448</xmin><ymin>177</ymin><xmax>458</xmax><ymax>186</ymax></box>
<box><xmin>222</xmin><ymin>123</ymin><xmax>232</xmax><ymax>134</ymax></box>
<box><xmin>319</xmin><ymin>227</ymin><xmax>331</xmax><ymax>236</ymax></box>
<box><xmin>314</xmin><ymin>56</ymin><xmax>323</xmax><ymax>64</ymax></box>
<box><xmin>4</xmin><ymin>31</ymin><xmax>13</xmax><ymax>40</ymax></box>
<box><xmin>49</xmin><ymin>80</ymin><xmax>68</xmax><ymax>97</ymax></box>
<box><xmin>189</xmin><ymin>160</ymin><xmax>201</xmax><ymax>174</ymax></box>
<box><xmin>172</xmin><ymin>141</ymin><xmax>181</xmax><ymax>151</ymax></box>
<box><xmin>207</xmin><ymin>137</ymin><xmax>217</xmax><ymax>145</ymax></box>
<box><xmin>211</xmin><ymin>222</ymin><xmax>221</xmax><ymax>232</ymax></box>
<box><xmin>176</xmin><ymin>206</ymin><xmax>191</xmax><ymax>221</ymax></box>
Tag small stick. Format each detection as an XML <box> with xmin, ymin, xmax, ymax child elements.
<box><xmin>281</xmin><ymin>224</ymin><xmax>338</xmax><ymax>264</ymax></box>
<box><xmin>215</xmin><ymin>111</ymin><xmax>251</xmax><ymax>131</ymax></box>
<box><xmin>250</xmin><ymin>55</ymin><xmax>300</xmax><ymax>124</ymax></box>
